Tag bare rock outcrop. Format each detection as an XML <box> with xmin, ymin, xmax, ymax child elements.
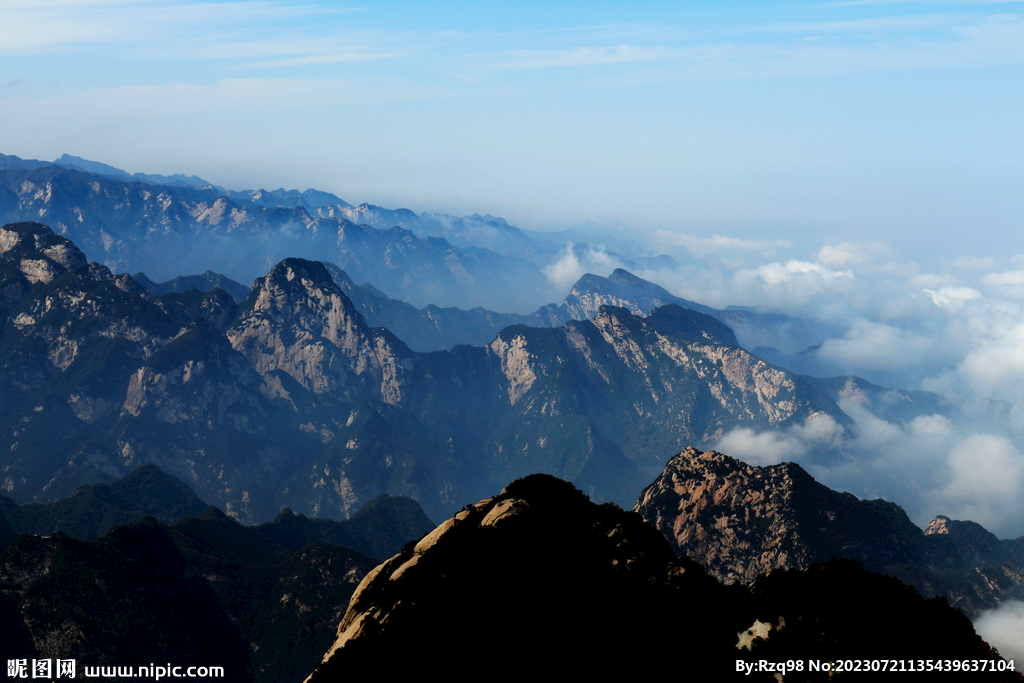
<box><xmin>636</xmin><ymin>446</ymin><xmax>1024</xmax><ymax>616</ymax></box>
<box><xmin>635</xmin><ymin>446</ymin><xmax>922</xmax><ymax>584</ymax></box>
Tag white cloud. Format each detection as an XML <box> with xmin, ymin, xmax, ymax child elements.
<box><xmin>651</xmin><ymin>231</ymin><xmax>793</xmax><ymax>255</ymax></box>
<box><xmin>816</xmin><ymin>241</ymin><xmax>891</xmax><ymax>268</ymax></box>
<box><xmin>542</xmin><ymin>243</ymin><xmax>620</xmax><ymax>291</ymax></box>
<box><xmin>933</xmin><ymin>434</ymin><xmax>1024</xmax><ymax>529</ymax></box>
<box><xmin>975</xmin><ymin>600</ymin><xmax>1024</xmax><ymax>664</ymax></box>
<box><xmin>715</xmin><ymin>397</ymin><xmax>1024</xmax><ymax>538</ymax></box>
<box><xmin>953</xmin><ymin>255</ymin><xmax>996</xmax><ymax>270</ymax></box>
<box><xmin>749</xmin><ymin>260</ymin><xmax>853</xmax><ymax>286</ymax></box>
<box><xmin>956</xmin><ymin>323</ymin><xmax>1024</xmax><ymax>401</ymax></box>
<box><xmin>983</xmin><ymin>270</ymin><xmax>1024</xmax><ymax>286</ymax></box>
<box><xmin>816</xmin><ymin>319</ymin><xmax>933</xmax><ymax>370</ymax></box>
<box><xmin>922</xmin><ymin>286</ymin><xmax>981</xmax><ymax>313</ymax></box>
<box><xmin>716</xmin><ymin>414</ymin><xmax>844</xmax><ymax>467</ymax></box>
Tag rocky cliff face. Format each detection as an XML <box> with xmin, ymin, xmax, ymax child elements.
<box><xmin>228</xmin><ymin>260</ymin><xmax>385</xmax><ymax>400</ymax></box>
<box><xmin>636</xmin><ymin>446</ymin><xmax>1024</xmax><ymax>615</ymax></box>
<box><xmin>635</xmin><ymin>446</ymin><xmax>922</xmax><ymax>583</ymax></box>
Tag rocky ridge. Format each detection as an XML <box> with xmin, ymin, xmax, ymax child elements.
<box><xmin>307</xmin><ymin>474</ymin><xmax>1014</xmax><ymax>680</ymax></box>
<box><xmin>636</xmin><ymin>446</ymin><xmax>1024</xmax><ymax>615</ymax></box>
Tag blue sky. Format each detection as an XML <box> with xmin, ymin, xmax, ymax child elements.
<box><xmin>1</xmin><ymin>0</ymin><xmax>1022</xmax><ymax>259</ymax></box>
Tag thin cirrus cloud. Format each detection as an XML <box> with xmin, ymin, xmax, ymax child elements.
<box><xmin>495</xmin><ymin>44</ymin><xmax>676</xmax><ymax>69</ymax></box>
<box><xmin>0</xmin><ymin>0</ymin><xmax>360</xmax><ymax>52</ymax></box>
<box><xmin>651</xmin><ymin>231</ymin><xmax>793</xmax><ymax>253</ymax></box>
<box><xmin>235</xmin><ymin>51</ymin><xmax>407</xmax><ymax>69</ymax></box>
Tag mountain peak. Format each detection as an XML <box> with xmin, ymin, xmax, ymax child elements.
<box><xmin>230</xmin><ymin>257</ymin><xmax>387</xmax><ymax>400</ymax></box>
<box><xmin>608</xmin><ymin>267</ymin><xmax>643</xmax><ymax>283</ymax></box>
<box><xmin>265</xmin><ymin>258</ymin><xmax>341</xmax><ymax>292</ymax></box>
<box><xmin>635</xmin><ymin>446</ymin><xmax>923</xmax><ymax>583</ymax></box>
<box><xmin>0</xmin><ymin>221</ymin><xmax>90</xmax><ymax>283</ymax></box>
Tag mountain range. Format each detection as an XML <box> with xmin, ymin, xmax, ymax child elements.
<box><xmin>0</xmin><ymin>220</ymin><xmax>851</xmax><ymax>524</ymax></box>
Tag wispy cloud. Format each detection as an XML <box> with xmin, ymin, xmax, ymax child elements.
<box><xmin>652</xmin><ymin>231</ymin><xmax>793</xmax><ymax>253</ymax></box>
<box><xmin>236</xmin><ymin>51</ymin><xmax>406</xmax><ymax>69</ymax></box>
<box><xmin>496</xmin><ymin>44</ymin><xmax>675</xmax><ymax>69</ymax></box>
<box><xmin>0</xmin><ymin>1</ymin><xmax>361</xmax><ymax>52</ymax></box>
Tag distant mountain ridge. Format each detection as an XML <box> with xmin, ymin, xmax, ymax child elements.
<box><xmin>0</xmin><ymin>161</ymin><xmax>552</xmax><ymax>310</ymax></box>
<box><xmin>133</xmin><ymin>270</ymin><xmax>251</xmax><ymax>303</ymax></box>
<box><xmin>0</xmin><ymin>463</ymin><xmax>435</xmax><ymax>560</ymax></box>
<box><xmin>0</xmin><ymin>153</ymin><xmax>835</xmax><ymax>354</ymax></box>
<box><xmin>321</xmin><ymin>263</ymin><xmax>822</xmax><ymax>355</ymax></box>
<box><xmin>0</xmin><ymin>152</ymin><xmax>221</xmax><ymax>190</ymax></box>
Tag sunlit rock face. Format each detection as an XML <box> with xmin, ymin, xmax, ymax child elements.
<box><xmin>635</xmin><ymin>446</ymin><xmax>1024</xmax><ymax>617</ymax></box>
<box><xmin>228</xmin><ymin>259</ymin><xmax>385</xmax><ymax>401</ymax></box>
<box><xmin>635</xmin><ymin>446</ymin><xmax>923</xmax><ymax>584</ymax></box>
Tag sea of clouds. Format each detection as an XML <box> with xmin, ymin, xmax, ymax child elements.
<box><xmin>541</xmin><ymin>230</ymin><xmax>1024</xmax><ymax>540</ymax></box>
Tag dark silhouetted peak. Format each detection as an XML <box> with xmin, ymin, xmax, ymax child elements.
<box><xmin>200</xmin><ymin>505</ymin><xmax>228</xmax><ymax>520</ymax></box>
<box><xmin>110</xmin><ymin>464</ymin><xmax>209</xmax><ymax>519</ymax></box>
<box><xmin>274</xmin><ymin>507</ymin><xmax>297</xmax><ymax>521</ymax></box>
<box><xmin>265</xmin><ymin>258</ymin><xmax>340</xmax><ymax>291</ymax></box>
<box><xmin>136</xmin><ymin>270</ymin><xmax>250</xmax><ymax>303</ymax></box>
<box><xmin>0</xmin><ymin>464</ymin><xmax>208</xmax><ymax>541</ymax></box>
<box><xmin>306</xmin><ymin>475</ymin><xmax>722</xmax><ymax>678</ymax></box>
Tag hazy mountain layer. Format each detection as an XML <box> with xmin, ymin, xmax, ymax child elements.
<box><xmin>0</xmin><ymin>463</ymin><xmax>435</xmax><ymax>560</ymax></box>
<box><xmin>134</xmin><ymin>270</ymin><xmax>251</xmax><ymax>304</ymax></box>
<box><xmin>636</xmin><ymin>446</ymin><xmax>1024</xmax><ymax>616</ymax></box>
<box><xmin>0</xmin><ymin>163</ymin><xmax>554</xmax><ymax>311</ymax></box>
<box><xmin>0</xmin><ymin>463</ymin><xmax>207</xmax><ymax>543</ymax></box>
<box><xmin>323</xmin><ymin>263</ymin><xmax>771</xmax><ymax>354</ymax></box>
